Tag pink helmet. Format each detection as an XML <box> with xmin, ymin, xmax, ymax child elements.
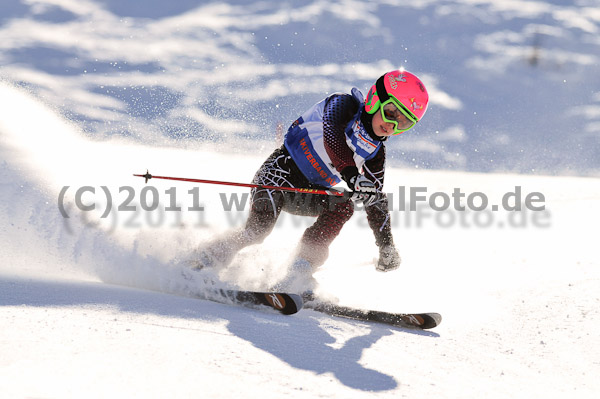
<box><xmin>365</xmin><ymin>70</ymin><xmax>429</xmax><ymax>122</ymax></box>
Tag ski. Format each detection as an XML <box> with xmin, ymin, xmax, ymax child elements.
<box><xmin>201</xmin><ymin>288</ymin><xmax>304</xmax><ymax>315</ymax></box>
<box><xmin>302</xmin><ymin>294</ymin><xmax>441</xmax><ymax>329</ymax></box>
<box><xmin>180</xmin><ymin>267</ymin><xmax>303</xmax><ymax>315</ymax></box>
<box><xmin>182</xmin><ymin>269</ymin><xmax>435</xmax><ymax>324</ymax></box>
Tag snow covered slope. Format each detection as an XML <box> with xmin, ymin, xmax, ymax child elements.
<box><xmin>1</xmin><ymin>75</ymin><xmax>599</xmax><ymax>399</ymax></box>
<box><xmin>1</xmin><ymin>0</ymin><xmax>599</xmax><ymax>175</ymax></box>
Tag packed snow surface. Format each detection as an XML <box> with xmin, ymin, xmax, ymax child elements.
<box><xmin>1</xmin><ymin>77</ymin><xmax>599</xmax><ymax>399</ymax></box>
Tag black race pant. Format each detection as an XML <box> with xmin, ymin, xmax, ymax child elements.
<box><xmin>242</xmin><ymin>146</ymin><xmax>354</xmax><ymax>265</ymax></box>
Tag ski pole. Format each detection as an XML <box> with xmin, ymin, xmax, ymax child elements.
<box><xmin>133</xmin><ymin>170</ymin><xmax>346</xmax><ymax>197</ymax></box>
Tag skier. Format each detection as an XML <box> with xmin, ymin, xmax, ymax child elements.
<box><xmin>196</xmin><ymin>70</ymin><xmax>429</xmax><ymax>293</ymax></box>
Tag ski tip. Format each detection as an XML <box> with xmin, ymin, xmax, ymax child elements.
<box><xmin>264</xmin><ymin>293</ymin><xmax>303</xmax><ymax>315</ymax></box>
<box><xmin>287</xmin><ymin>293</ymin><xmax>304</xmax><ymax>313</ymax></box>
<box><xmin>420</xmin><ymin>313</ymin><xmax>442</xmax><ymax>329</ymax></box>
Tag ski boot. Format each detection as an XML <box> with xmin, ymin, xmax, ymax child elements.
<box><xmin>273</xmin><ymin>257</ymin><xmax>317</xmax><ymax>295</ymax></box>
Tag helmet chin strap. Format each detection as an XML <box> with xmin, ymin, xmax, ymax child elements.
<box><xmin>361</xmin><ymin>107</ymin><xmax>388</xmax><ymax>142</ymax></box>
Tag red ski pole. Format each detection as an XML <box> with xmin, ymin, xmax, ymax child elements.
<box><xmin>133</xmin><ymin>170</ymin><xmax>346</xmax><ymax>197</ymax></box>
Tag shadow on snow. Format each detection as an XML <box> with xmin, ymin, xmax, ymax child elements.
<box><xmin>0</xmin><ymin>274</ymin><xmax>438</xmax><ymax>392</ymax></box>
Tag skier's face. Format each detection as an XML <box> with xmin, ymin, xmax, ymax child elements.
<box><xmin>371</xmin><ymin>107</ymin><xmax>396</xmax><ymax>137</ymax></box>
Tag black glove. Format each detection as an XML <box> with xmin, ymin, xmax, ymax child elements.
<box><xmin>342</xmin><ymin>167</ymin><xmax>379</xmax><ymax>207</ymax></box>
<box><xmin>377</xmin><ymin>244</ymin><xmax>401</xmax><ymax>272</ymax></box>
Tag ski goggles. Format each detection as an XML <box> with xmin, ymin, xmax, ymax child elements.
<box><xmin>380</xmin><ymin>99</ymin><xmax>418</xmax><ymax>135</ymax></box>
